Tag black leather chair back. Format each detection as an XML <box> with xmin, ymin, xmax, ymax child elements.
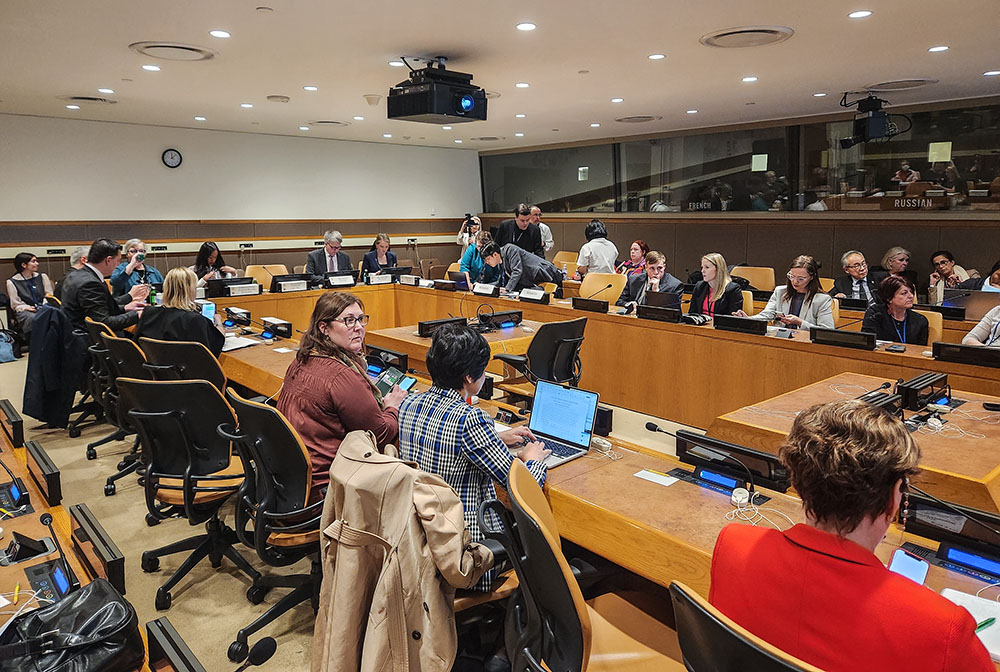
<box><xmin>139</xmin><ymin>337</ymin><xmax>227</xmax><ymax>391</ymax></box>
<box><xmin>82</xmin><ymin>318</ymin><xmax>114</xmax><ymax>413</ymax></box>
<box><xmin>526</xmin><ymin>317</ymin><xmax>586</xmax><ymax>386</ymax></box>
<box><xmin>669</xmin><ymin>582</ymin><xmax>820</xmax><ymax>672</ymax></box>
<box><xmin>101</xmin><ymin>333</ymin><xmax>151</xmax><ymax>381</ymax></box>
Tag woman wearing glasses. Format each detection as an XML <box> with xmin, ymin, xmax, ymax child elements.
<box><xmin>278</xmin><ymin>292</ymin><xmax>405</xmax><ymax>503</ymax></box>
<box><xmin>735</xmin><ymin>255</ymin><xmax>834</xmax><ymax>329</ymax></box>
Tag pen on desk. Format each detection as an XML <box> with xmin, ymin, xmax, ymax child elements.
<box><xmin>643</xmin><ymin>467</ymin><xmax>672</xmax><ymax>478</ymax></box>
<box><xmin>0</xmin><ymin>507</ymin><xmax>10</xmax><ymax>519</ymax></box>
<box><xmin>13</xmin><ymin>582</ymin><xmax>20</xmax><ymax>604</ymax></box>
<box><xmin>976</xmin><ymin>617</ymin><xmax>995</xmax><ymax>633</ymax></box>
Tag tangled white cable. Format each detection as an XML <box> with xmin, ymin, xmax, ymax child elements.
<box><xmin>725</xmin><ymin>493</ymin><xmax>796</xmax><ymax>531</ymax></box>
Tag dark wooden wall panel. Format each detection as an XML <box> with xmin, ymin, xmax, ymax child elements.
<box><xmin>747</xmin><ymin>224</ymin><xmax>837</xmax><ymax>276</ymax></box>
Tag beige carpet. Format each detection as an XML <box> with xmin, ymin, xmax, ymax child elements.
<box><xmin>2</xmin><ymin>357</ymin><xmax>313</xmax><ymax>670</ymax></box>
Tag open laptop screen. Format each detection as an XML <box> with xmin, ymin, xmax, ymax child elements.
<box><xmin>528</xmin><ymin>380</ymin><xmax>599</xmax><ymax>449</ymax></box>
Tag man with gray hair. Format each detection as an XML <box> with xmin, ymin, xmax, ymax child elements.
<box><xmin>306</xmin><ymin>230</ymin><xmax>351</xmax><ymax>274</ymax></box>
<box><xmin>829</xmin><ymin>250</ymin><xmax>886</xmax><ymax>303</ymax></box>
<box><xmin>53</xmin><ymin>245</ymin><xmax>90</xmax><ymax>299</ymax></box>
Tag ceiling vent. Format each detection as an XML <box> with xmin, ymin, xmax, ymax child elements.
<box><xmin>57</xmin><ymin>95</ymin><xmax>117</xmax><ymax>105</ymax></box>
<box><xmin>129</xmin><ymin>41</ymin><xmax>218</xmax><ymax>61</ymax></box>
<box><xmin>864</xmin><ymin>78</ymin><xmax>938</xmax><ymax>92</ymax></box>
<box><xmin>615</xmin><ymin>115</ymin><xmax>663</xmax><ymax>124</ymax></box>
<box><xmin>309</xmin><ymin>120</ymin><xmax>350</xmax><ymax>127</ymax></box>
<box><xmin>471</xmin><ymin>136</ymin><xmax>504</xmax><ymax>141</ymax></box>
<box><xmin>700</xmin><ymin>26</ymin><xmax>794</xmax><ymax>48</ymax></box>
<box><xmin>267</xmin><ymin>95</ymin><xmax>290</xmax><ymax>103</ymax></box>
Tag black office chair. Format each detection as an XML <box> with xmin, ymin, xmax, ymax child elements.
<box><xmin>493</xmin><ymin>317</ymin><xmax>587</xmax><ymax>388</ymax></box>
<box><xmin>217</xmin><ymin>389</ymin><xmax>323</xmax><ymax>663</ymax></box>
<box><xmin>99</xmin><ymin>333</ymin><xmax>152</xmax><ymax>495</ymax></box>
<box><xmin>479</xmin><ymin>460</ymin><xmax>674</xmax><ymax>671</ymax></box>
<box><xmin>117</xmin><ymin>378</ymin><xmax>261</xmax><ymax>611</ymax></box>
<box><xmin>139</xmin><ymin>337</ymin><xmax>228</xmax><ymax>391</ymax></box>
<box><xmin>79</xmin><ymin>318</ymin><xmax>116</xmax><ymax>449</ymax></box>
<box><xmin>669</xmin><ymin>582</ymin><xmax>822</xmax><ymax>672</ymax></box>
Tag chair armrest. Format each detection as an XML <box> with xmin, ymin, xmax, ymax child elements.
<box><xmin>493</xmin><ymin>353</ymin><xmax>529</xmax><ymax>376</ymax></box>
<box><xmin>480</xmin><ymin>537</ymin><xmax>507</xmax><ymax>566</ymax></box>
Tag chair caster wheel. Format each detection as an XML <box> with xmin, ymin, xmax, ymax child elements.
<box><xmin>104</xmin><ymin>483</ymin><xmax>116</xmax><ymax>496</ymax></box>
<box><xmin>228</xmin><ymin>640</ymin><xmax>249</xmax><ymax>663</ymax></box>
<box><xmin>154</xmin><ymin>589</ymin><xmax>171</xmax><ymax>611</ymax></box>
<box><xmin>85</xmin><ymin>447</ymin><xmax>96</xmax><ymax>460</ymax></box>
<box><xmin>246</xmin><ymin>585</ymin><xmax>269</xmax><ymax>605</ymax></box>
<box><xmin>145</xmin><ymin>514</ymin><xmax>160</xmax><ymax>527</ymax></box>
<box><xmin>70</xmin><ymin>428</ymin><xmax>81</xmax><ymax>439</ymax></box>
<box><xmin>117</xmin><ymin>459</ymin><xmax>129</xmax><ymax>470</ymax></box>
<box><xmin>141</xmin><ymin>554</ymin><xmax>160</xmax><ymax>573</ymax></box>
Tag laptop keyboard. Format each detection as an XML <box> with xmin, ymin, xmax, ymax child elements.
<box><xmin>537</xmin><ymin>437</ymin><xmax>583</xmax><ymax>459</ymax></box>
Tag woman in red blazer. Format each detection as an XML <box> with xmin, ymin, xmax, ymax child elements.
<box><xmin>710</xmin><ymin>399</ymin><xmax>992</xmax><ymax>672</ymax></box>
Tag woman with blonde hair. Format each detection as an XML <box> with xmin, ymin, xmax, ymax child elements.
<box><xmin>736</xmin><ymin>255</ymin><xmax>834</xmax><ymax>329</ymax></box>
<box><xmin>688</xmin><ymin>252</ymin><xmax>744</xmax><ymax>318</ymax></box>
<box><xmin>361</xmin><ymin>233</ymin><xmax>398</xmax><ymax>276</ymax></box>
<box><xmin>880</xmin><ymin>246</ymin><xmax>918</xmax><ymax>289</ymax></box>
<box><xmin>135</xmin><ymin>266</ymin><xmax>225</xmax><ymax>356</ymax></box>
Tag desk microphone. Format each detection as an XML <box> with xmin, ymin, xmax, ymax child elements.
<box><xmin>836</xmin><ymin>316</ymin><xmax>866</xmax><ymax>330</ymax></box>
<box><xmin>907</xmin><ymin>484</ymin><xmax>1000</xmax><ymax>539</ymax></box>
<box><xmin>40</xmin><ymin>513</ymin><xmax>79</xmax><ymax>593</ymax></box>
<box><xmin>0</xmin><ymin>457</ymin><xmax>28</xmax><ymax>507</ymax></box>
<box><xmin>645</xmin><ymin>421</ymin><xmax>673</xmax><ymax>436</ymax></box>
<box><xmin>585</xmin><ymin>284</ymin><xmax>613</xmax><ymax>300</ymax></box>
<box><xmin>646</xmin><ymin>423</ymin><xmax>758</xmax><ymax>493</ymax></box>
<box><xmin>233</xmin><ymin>637</ymin><xmax>277</xmax><ymax>671</ymax></box>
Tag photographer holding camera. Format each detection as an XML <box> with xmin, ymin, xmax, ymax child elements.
<box><xmin>457</xmin><ymin>214</ymin><xmax>482</xmax><ymax>256</ymax></box>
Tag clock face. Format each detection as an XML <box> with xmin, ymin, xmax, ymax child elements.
<box><xmin>162</xmin><ymin>148</ymin><xmax>182</xmax><ymax>168</ymax></box>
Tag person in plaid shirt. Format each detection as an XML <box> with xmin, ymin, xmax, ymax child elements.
<box><xmin>398</xmin><ymin>324</ymin><xmax>549</xmax><ymax>592</ymax></box>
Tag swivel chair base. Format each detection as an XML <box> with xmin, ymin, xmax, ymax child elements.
<box><xmin>103</xmin><ymin>435</ymin><xmax>143</xmax><ymax>496</ymax></box>
<box><xmin>141</xmin><ymin>515</ymin><xmax>261</xmax><ymax>612</ymax></box>
<box><xmin>67</xmin><ymin>394</ymin><xmax>103</xmax><ymax>438</ymax></box>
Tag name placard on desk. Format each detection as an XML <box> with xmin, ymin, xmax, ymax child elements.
<box><xmin>473</xmin><ymin>282</ymin><xmax>500</xmax><ymax>297</ymax></box>
<box><xmin>519</xmin><ymin>288</ymin><xmax>550</xmax><ymax>304</ymax></box>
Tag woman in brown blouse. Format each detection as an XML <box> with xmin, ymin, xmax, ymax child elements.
<box><xmin>278</xmin><ymin>292</ymin><xmax>406</xmax><ymax>503</ymax></box>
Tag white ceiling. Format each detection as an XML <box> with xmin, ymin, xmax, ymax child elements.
<box><xmin>1</xmin><ymin>0</ymin><xmax>998</xmax><ymax>151</ymax></box>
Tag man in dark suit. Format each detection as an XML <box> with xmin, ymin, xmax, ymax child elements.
<box><xmin>61</xmin><ymin>238</ymin><xmax>148</xmax><ymax>333</ymax></box>
<box><xmin>830</xmin><ymin>250</ymin><xmax>886</xmax><ymax>304</ymax></box>
<box><xmin>481</xmin><ymin>242</ymin><xmax>563</xmax><ymax>294</ymax></box>
<box><xmin>494</xmin><ymin>203</ymin><xmax>544</xmax><ymax>257</ymax></box>
<box><xmin>616</xmin><ymin>251</ymin><xmax>683</xmax><ymax>307</ymax></box>
<box><xmin>305</xmin><ymin>230</ymin><xmax>352</xmax><ymax>275</ymax></box>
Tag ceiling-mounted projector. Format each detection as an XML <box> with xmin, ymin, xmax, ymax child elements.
<box><xmin>387</xmin><ymin>58</ymin><xmax>487</xmax><ymax>124</ymax></box>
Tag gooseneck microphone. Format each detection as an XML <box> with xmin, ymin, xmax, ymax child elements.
<box><xmin>0</xmin><ymin>457</ymin><xmax>28</xmax><ymax>507</ymax></box>
<box><xmin>645</xmin><ymin>421</ymin><xmax>671</xmax><ymax>435</ymax></box>
<box><xmin>41</xmin><ymin>513</ymin><xmax>79</xmax><ymax>592</ymax></box>
<box><xmin>907</xmin><ymin>484</ymin><xmax>1000</xmax><ymax>539</ymax></box>
<box><xmin>646</xmin><ymin>423</ymin><xmax>758</xmax><ymax>494</ymax></box>
<box><xmin>234</xmin><ymin>637</ymin><xmax>277</xmax><ymax>671</ymax></box>
<box><xmin>585</xmin><ymin>284</ymin><xmax>613</xmax><ymax>300</ymax></box>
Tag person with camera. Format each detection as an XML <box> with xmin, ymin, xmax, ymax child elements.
<box><xmin>456</xmin><ymin>215</ymin><xmax>482</xmax><ymax>256</ymax></box>
<box><xmin>110</xmin><ymin>238</ymin><xmax>163</xmax><ymax>297</ymax></box>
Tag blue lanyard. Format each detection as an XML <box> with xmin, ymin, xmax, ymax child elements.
<box><xmin>986</xmin><ymin>320</ymin><xmax>1000</xmax><ymax>347</ymax></box>
<box><xmin>891</xmin><ymin>315</ymin><xmax>907</xmax><ymax>344</ymax></box>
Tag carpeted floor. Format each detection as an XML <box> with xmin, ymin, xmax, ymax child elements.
<box><xmin>2</xmin><ymin>357</ymin><xmax>313</xmax><ymax>670</ymax></box>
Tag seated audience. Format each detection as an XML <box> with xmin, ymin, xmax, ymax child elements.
<box><xmin>191</xmin><ymin>241</ymin><xmax>238</xmax><ymax>288</ymax></box>
<box><xmin>456</xmin><ymin>216</ymin><xmax>481</xmax><ymax>256</ymax></box>
<box><xmin>927</xmin><ymin>250</ymin><xmax>977</xmax><ymax>304</ymax></box>
<box><xmin>306</xmin><ymin>230</ymin><xmax>351</xmax><ymax>275</ymax></box>
<box><xmin>136</xmin><ymin>267</ymin><xmax>225</xmax><ymax>356</ymax></box>
<box><xmin>360</xmin><ymin>233</ymin><xmax>398</xmax><ymax>275</ymax></box>
<box><xmin>495</xmin><ymin>203</ymin><xmax>544</xmax><ymax>257</ymax></box>
<box><xmin>481</xmin><ymin>242</ymin><xmax>564</xmax><ymax>294</ymax></box>
<box><xmin>891</xmin><ymin>160</ymin><xmax>921</xmax><ymax>184</ymax></box>
<box><xmin>862</xmin><ymin>275</ymin><xmax>928</xmax><ymax>345</ymax></box>
<box><xmin>530</xmin><ymin>205</ymin><xmax>554</xmax><ymax>254</ymax></box>
<box><xmin>737</xmin><ymin>255</ymin><xmax>834</xmax><ymax>329</ymax></box>
<box><xmin>616</xmin><ymin>240</ymin><xmax>650</xmax><ymax>277</ymax></box>
<box><xmin>61</xmin><ymin>238</ymin><xmax>147</xmax><ymax>333</ymax></box>
<box><xmin>459</xmin><ymin>231</ymin><xmax>500</xmax><ymax>286</ymax></box>
<box><xmin>711</xmin><ymin>399</ymin><xmax>992</xmax><ymax>672</ymax></box>
<box><xmin>277</xmin><ymin>292</ymin><xmax>404</xmax><ymax>503</ymax></box>
<box><xmin>963</xmin><ymin>305</ymin><xmax>1000</xmax><ymax>347</ymax></box>
<box><xmin>688</xmin><ymin>252</ymin><xmax>743</xmax><ymax>318</ymax></box>
<box><xmin>53</xmin><ymin>245</ymin><xmax>89</xmax><ymax>300</ymax></box>
<box><xmin>110</xmin><ymin>238</ymin><xmax>163</xmax><ymax>296</ymax></box>
<box><xmin>830</xmin><ymin>250</ymin><xmax>886</xmax><ymax>303</ymax></box>
<box><xmin>398</xmin><ymin>324</ymin><xmax>549</xmax><ymax>591</ymax></box>
<box><xmin>616</xmin><ymin>251</ymin><xmax>682</xmax><ymax>307</ymax></box>
<box><xmin>879</xmin><ymin>246</ymin><xmax>918</xmax><ymax>289</ymax></box>
<box><xmin>955</xmin><ymin>259</ymin><xmax>1000</xmax><ymax>293</ymax></box>
<box><xmin>573</xmin><ymin>219</ymin><xmax>618</xmax><ymax>279</ymax></box>
<box><xmin>6</xmin><ymin>253</ymin><xmax>54</xmax><ymax>337</ymax></box>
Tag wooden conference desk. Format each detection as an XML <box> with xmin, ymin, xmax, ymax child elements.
<box><xmin>708</xmin><ymin>372</ymin><xmax>1000</xmax><ymax>514</ymax></box>
<box><xmin>214</xmin><ymin>283</ymin><xmax>1000</xmax><ymax>430</ymax></box>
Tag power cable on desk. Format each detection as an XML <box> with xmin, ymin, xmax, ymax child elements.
<box><xmin>725</xmin><ymin>497</ymin><xmax>794</xmax><ymax>532</ymax></box>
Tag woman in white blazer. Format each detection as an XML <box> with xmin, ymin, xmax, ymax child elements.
<box><xmin>737</xmin><ymin>255</ymin><xmax>834</xmax><ymax>329</ymax></box>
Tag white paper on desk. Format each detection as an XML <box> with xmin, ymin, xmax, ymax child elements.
<box><xmin>634</xmin><ymin>469</ymin><xmax>678</xmax><ymax>487</ymax></box>
<box><xmin>941</xmin><ymin>588</ymin><xmax>1000</xmax><ymax>661</ymax></box>
<box><xmin>221</xmin><ymin>336</ymin><xmax>261</xmax><ymax>353</ymax></box>
<box><xmin>0</xmin><ymin>595</ymin><xmax>9</xmax><ymax>608</ymax></box>
<box><xmin>273</xmin><ymin>347</ymin><xmax>293</xmax><ymax>354</ymax></box>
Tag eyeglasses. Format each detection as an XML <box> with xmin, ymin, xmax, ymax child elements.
<box><xmin>786</xmin><ymin>273</ymin><xmax>810</xmax><ymax>283</ymax></box>
<box><xmin>331</xmin><ymin>314</ymin><xmax>370</xmax><ymax>328</ymax></box>
<box><xmin>846</xmin><ymin>261</ymin><xmax>867</xmax><ymax>271</ymax></box>
<box><xmin>932</xmin><ymin>259</ymin><xmax>952</xmax><ymax>267</ymax></box>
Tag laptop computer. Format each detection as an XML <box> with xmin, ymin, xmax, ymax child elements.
<box><xmin>447</xmin><ymin>270</ymin><xmax>470</xmax><ymax>291</ymax></box>
<box><xmin>521</xmin><ymin>380</ymin><xmax>600</xmax><ymax>468</ymax></box>
<box><xmin>943</xmin><ymin>289</ymin><xmax>1000</xmax><ymax>321</ymax></box>
<box><xmin>646</xmin><ymin>290</ymin><xmax>682</xmax><ymax>310</ymax></box>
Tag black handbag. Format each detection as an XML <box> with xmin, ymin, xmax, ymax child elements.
<box><xmin>0</xmin><ymin>578</ymin><xmax>144</xmax><ymax>672</ymax></box>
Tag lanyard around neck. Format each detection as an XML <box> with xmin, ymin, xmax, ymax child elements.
<box><xmin>891</xmin><ymin>314</ymin><xmax>907</xmax><ymax>343</ymax></box>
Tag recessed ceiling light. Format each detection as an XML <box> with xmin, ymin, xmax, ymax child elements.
<box><xmin>590</xmin><ymin>123</ymin><xmax>600</xmax><ymax>127</ymax></box>
<box><xmin>299</xmin><ymin>126</ymin><xmax>309</xmax><ymax>131</ymax></box>
<box><xmin>610</xmin><ymin>97</ymin><xmax>624</xmax><ymax>103</ymax></box>
<box><xmin>442</xmin><ymin>125</ymin><xmax>453</xmax><ymax>130</ymax></box>
<box><xmin>985</xmin><ymin>70</ymin><xmax>1000</xmax><ymax>76</ymax></box>
<box><xmin>848</xmin><ymin>10</ymin><xmax>872</xmax><ymax>18</ymax></box>
<box><xmin>515</xmin><ymin>82</ymin><xmax>530</xmax><ymax>88</ymax></box>
<box><xmin>686</xmin><ymin>109</ymin><xmax>698</xmax><ymax>114</ymax></box>
<box><xmin>516</xmin><ymin>22</ymin><xmax>536</xmax><ymax>31</ymax></box>
<box><xmin>515</xmin><ymin>113</ymin><xmax>526</xmax><ymax>118</ymax></box>
<box><xmin>142</xmin><ymin>64</ymin><xmax>160</xmax><ymax>71</ymax></box>
<box><xmin>65</xmin><ymin>104</ymin><xmax>80</xmax><ymax>110</ymax></box>
<box><xmin>648</xmin><ymin>54</ymin><xmax>665</xmax><ymax>60</ymax></box>
<box><xmin>928</xmin><ymin>45</ymin><xmax>949</xmax><ymax>52</ymax></box>
<box><xmin>303</xmin><ymin>85</ymin><xmax>318</xmax><ymax>91</ymax></box>
<box><xmin>813</xmin><ymin>92</ymin><xmax>827</xmax><ymax>97</ymax></box>
<box><xmin>209</xmin><ymin>30</ymin><xmax>231</xmax><ymax>38</ymax></box>
<box><xmin>454</xmin><ymin>139</ymin><xmax>463</xmax><ymax>143</ymax></box>
<box><xmin>353</xmin><ymin>116</ymin><xmax>365</xmax><ymax>121</ymax></box>
<box><xmin>240</xmin><ymin>103</ymin><xmax>253</xmax><ymax>108</ymax></box>
<box><xmin>97</xmin><ymin>88</ymin><xmax>115</xmax><ymax>94</ymax></box>
<box><xmin>742</xmin><ymin>76</ymin><xmax>758</xmax><ymax>82</ymax></box>
<box><xmin>383</xmin><ymin>133</ymin><xmax>392</xmax><ymax>138</ymax></box>
<box><xmin>515</xmin><ymin>132</ymin><xmax>524</xmax><ymax>137</ymax></box>
<box><xmin>388</xmin><ymin>60</ymin><xmax>405</xmax><ymax>67</ymax></box>
<box><xmin>194</xmin><ymin>116</ymin><xmax>206</xmax><ymax>121</ymax></box>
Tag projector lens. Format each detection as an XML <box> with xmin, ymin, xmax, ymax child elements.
<box><xmin>458</xmin><ymin>94</ymin><xmax>475</xmax><ymax>113</ymax></box>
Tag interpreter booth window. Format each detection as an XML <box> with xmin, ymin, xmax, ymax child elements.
<box><xmin>799</xmin><ymin>103</ymin><xmax>1000</xmax><ymax>212</ymax></box>
<box><xmin>481</xmin><ymin>145</ymin><xmax>615</xmax><ymax>213</ymax></box>
<box><xmin>617</xmin><ymin>127</ymin><xmax>789</xmax><ymax>212</ymax></box>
